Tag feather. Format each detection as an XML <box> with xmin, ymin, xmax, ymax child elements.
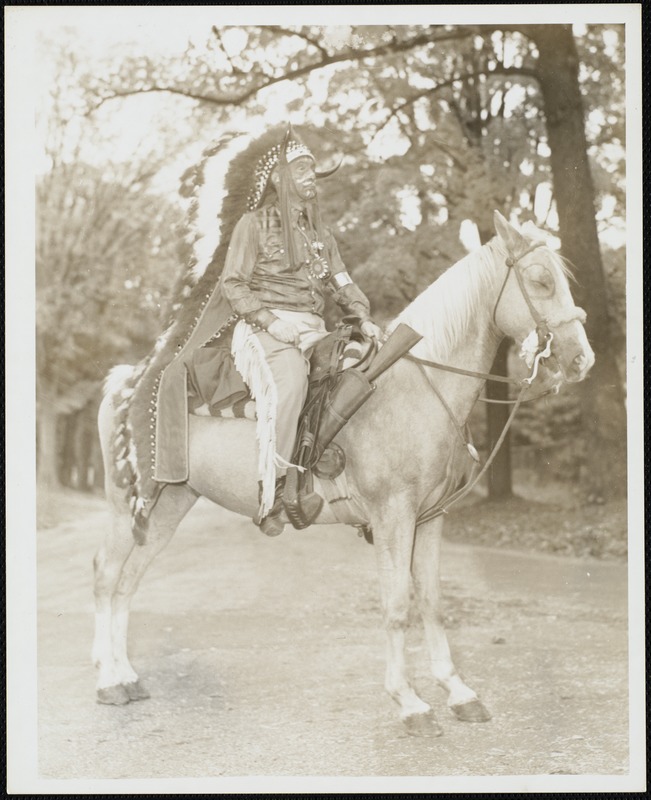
<box><xmin>190</xmin><ymin>134</ymin><xmax>252</xmax><ymax>280</ymax></box>
<box><xmin>103</xmin><ymin>364</ymin><xmax>137</xmax><ymax>398</ymax></box>
<box><xmin>153</xmin><ymin>328</ymin><xmax>173</xmax><ymax>354</ymax></box>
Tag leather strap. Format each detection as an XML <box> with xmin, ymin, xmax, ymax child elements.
<box><xmin>416</xmin><ymin>384</ymin><xmax>529</xmax><ymax>526</ymax></box>
<box><xmin>404</xmin><ymin>353</ymin><xmax>522</xmax><ymax>385</ymax></box>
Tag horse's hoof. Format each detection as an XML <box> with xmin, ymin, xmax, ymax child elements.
<box><xmin>450</xmin><ymin>699</ymin><xmax>491</xmax><ymax>722</ymax></box>
<box><xmin>403</xmin><ymin>710</ymin><xmax>444</xmax><ymax>738</ymax></box>
<box><xmin>123</xmin><ymin>680</ymin><xmax>150</xmax><ymax>701</ymax></box>
<box><xmin>97</xmin><ymin>684</ymin><xmax>131</xmax><ymax>705</ymax></box>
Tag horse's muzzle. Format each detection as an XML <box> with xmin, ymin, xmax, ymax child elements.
<box><xmin>560</xmin><ymin>346</ymin><xmax>595</xmax><ymax>383</ymax></box>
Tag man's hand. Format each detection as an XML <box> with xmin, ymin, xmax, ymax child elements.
<box><xmin>267</xmin><ymin>318</ymin><xmax>300</xmax><ymax>346</ymax></box>
<box><xmin>360</xmin><ymin>319</ymin><xmax>383</xmax><ymax>341</ymax></box>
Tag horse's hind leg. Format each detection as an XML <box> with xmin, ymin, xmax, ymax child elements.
<box><xmin>372</xmin><ymin>508</ymin><xmax>443</xmax><ymax>737</ymax></box>
<box><xmin>94</xmin><ymin>484</ymin><xmax>197</xmax><ymax>704</ymax></box>
<box><xmin>93</xmin><ymin>500</ymin><xmax>135</xmax><ymax>704</ymax></box>
<box><xmin>412</xmin><ymin>517</ymin><xmax>490</xmax><ymax>722</ymax></box>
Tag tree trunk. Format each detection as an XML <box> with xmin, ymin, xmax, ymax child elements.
<box><xmin>60</xmin><ymin>412</ymin><xmax>77</xmax><ymax>488</ymax></box>
<box><xmin>476</xmin><ymin>224</ymin><xmax>514</xmax><ymax>500</ymax></box>
<box><xmin>486</xmin><ymin>339</ymin><xmax>513</xmax><ymax>499</ymax></box>
<box><xmin>77</xmin><ymin>404</ymin><xmax>97</xmax><ymax>491</ymax></box>
<box><xmin>527</xmin><ymin>24</ymin><xmax>627</xmax><ymax>499</ymax></box>
<box><xmin>37</xmin><ymin>400</ymin><xmax>61</xmax><ymax>490</ymax></box>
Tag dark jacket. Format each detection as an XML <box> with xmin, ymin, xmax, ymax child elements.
<box><xmin>221</xmin><ymin>203</ymin><xmax>371</xmax><ymax>325</ymax></box>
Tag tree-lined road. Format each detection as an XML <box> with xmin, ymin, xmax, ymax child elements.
<box><xmin>37</xmin><ymin>495</ymin><xmax>629</xmax><ymax>780</ymax></box>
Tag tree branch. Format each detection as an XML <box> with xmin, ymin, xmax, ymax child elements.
<box><xmin>86</xmin><ymin>26</ymin><xmax>480</xmax><ymax>114</ymax></box>
<box><xmin>211</xmin><ymin>26</ymin><xmax>246</xmax><ymax>75</ymax></box>
<box><xmin>265</xmin><ymin>25</ymin><xmax>331</xmax><ymax>58</ymax></box>
<box><xmin>86</xmin><ymin>85</ymin><xmax>240</xmax><ymax>114</ymax></box>
<box><xmin>371</xmin><ymin>65</ymin><xmax>539</xmax><ymax>141</ymax></box>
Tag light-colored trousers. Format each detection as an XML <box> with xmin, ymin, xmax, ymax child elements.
<box><xmin>250</xmin><ymin>309</ymin><xmax>329</xmax><ymax>476</ymax></box>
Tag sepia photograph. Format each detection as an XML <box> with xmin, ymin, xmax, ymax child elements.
<box><xmin>6</xmin><ymin>3</ymin><xmax>645</xmax><ymax>794</ymax></box>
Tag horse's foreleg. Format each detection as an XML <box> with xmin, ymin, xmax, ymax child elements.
<box><xmin>373</xmin><ymin>511</ymin><xmax>443</xmax><ymax>737</ymax></box>
<box><xmin>412</xmin><ymin>517</ymin><xmax>490</xmax><ymax>723</ymax></box>
<box><xmin>95</xmin><ymin>484</ymin><xmax>197</xmax><ymax>704</ymax></box>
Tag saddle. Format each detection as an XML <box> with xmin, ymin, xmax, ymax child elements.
<box><xmin>282</xmin><ymin>321</ymin><xmax>423</xmax><ymax>529</ymax></box>
<box><xmin>280</xmin><ymin>319</ymin><xmax>370</xmax><ymax>529</ymax></box>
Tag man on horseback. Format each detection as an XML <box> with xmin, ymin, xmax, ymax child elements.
<box><xmin>216</xmin><ymin>126</ymin><xmax>382</xmax><ymax>535</ymax></box>
<box><xmin>183</xmin><ymin>127</ymin><xmax>381</xmax><ymax>535</ymax></box>
<box><xmin>115</xmin><ymin>124</ymin><xmax>384</xmax><ymax>539</ymax></box>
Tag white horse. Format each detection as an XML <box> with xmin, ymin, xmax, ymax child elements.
<box><xmin>93</xmin><ymin>212</ymin><xmax>594</xmax><ymax>736</ymax></box>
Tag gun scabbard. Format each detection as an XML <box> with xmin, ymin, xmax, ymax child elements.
<box><xmin>364</xmin><ymin>323</ymin><xmax>423</xmax><ymax>383</ymax></box>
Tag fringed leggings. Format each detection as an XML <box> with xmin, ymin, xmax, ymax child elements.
<box><xmin>231</xmin><ymin>310</ymin><xmax>329</xmax><ymax>515</ymax></box>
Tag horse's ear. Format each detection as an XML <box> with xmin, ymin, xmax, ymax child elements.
<box><xmin>493</xmin><ymin>210</ymin><xmax>527</xmax><ymax>253</ymax></box>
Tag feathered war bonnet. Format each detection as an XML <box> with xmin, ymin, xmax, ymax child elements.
<box><xmin>109</xmin><ymin>124</ymin><xmax>338</xmax><ymax>537</ymax></box>
<box><xmin>166</xmin><ymin>124</ymin><xmax>338</xmax><ymax>323</ymax></box>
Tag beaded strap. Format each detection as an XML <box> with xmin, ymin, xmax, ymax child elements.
<box><xmin>246</xmin><ymin>141</ymin><xmax>314</xmax><ymax>211</ymax></box>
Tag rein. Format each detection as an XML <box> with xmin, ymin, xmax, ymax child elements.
<box><xmin>415</xmin><ymin>384</ymin><xmax>529</xmax><ymax>526</ymax></box>
<box><xmin>403</xmin><ymin>347</ymin><xmax>557</xmax><ymax>403</ymax></box>
<box><xmin>404</xmin><ymin>353</ymin><xmax>520</xmax><ymax>385</ymax></box>
<box><xmin>402</xmin><ymin>242</ymin><xmax>563</xmax><ymax>525</ymax></box>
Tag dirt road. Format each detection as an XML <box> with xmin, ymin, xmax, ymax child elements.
<box><xmin>36</xmin><ymin>495</ymin><xmax>629</xmax><ymax>781</ymax></box>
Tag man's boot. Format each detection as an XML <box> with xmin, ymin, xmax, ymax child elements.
<box><xmin>283</xmin><ymin>466</ymin><xmax>324</xmax><ymax>529</ymax></box>
<box><xmin>256</xmin><ymin>476</ymin><xmax>286</xmax><ymax>537</ymax></box>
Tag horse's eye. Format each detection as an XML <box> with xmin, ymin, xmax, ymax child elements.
<box><xmin>527</xmin><ymin>266</ymin><xmax>554</xmax><ymax>294</ymax></box>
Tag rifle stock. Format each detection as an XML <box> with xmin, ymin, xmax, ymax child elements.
<box><xmin>364</xmin><ymin>323</ymin><xmax>423</xmax><ymax>383</ymax></box>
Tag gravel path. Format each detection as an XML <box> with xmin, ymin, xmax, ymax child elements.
<box><xmin>34</xmin><ymin>494</ymin><xmax>632</xmax><ymax>787</ymax></box>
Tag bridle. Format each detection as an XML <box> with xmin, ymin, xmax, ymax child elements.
<box><xmin>406</xmin><ymin>241</ymin><xmax>587</xmax><ymax>389</ymax></box>
<box><xmin>493</xmin><ymin>242</ymin><xmax>551</xmax><ymax>350</ymax></box>
<box><xmin>399</xmin><ymin>242</ymin><xmax>587</xmax><ymax>525</ymax></box>
<box><xmin>492</xmin><ymin>241</ymin><xmax>587</xmax><ymax>382</ymax></box>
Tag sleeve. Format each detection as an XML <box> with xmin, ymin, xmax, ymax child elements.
<box><xmin>220</xmin><ymin>213</ymin><xmax>277</xmax><ymax>330</ymax></box>
<box><xmin>325</xmin><ymin>230</ymin><xmax>372</xmax><ymax>321</ymax></box>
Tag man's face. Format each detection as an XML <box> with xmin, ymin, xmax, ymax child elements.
<box><xmin>273</xmin><ymin>156</ymin><xmax>317</xmax><ymax>202</ymax></box>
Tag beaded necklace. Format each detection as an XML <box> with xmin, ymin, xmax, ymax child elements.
<box><xmin>296</xmin><ymin>213</ymin><xmax>330</xmax><ymax>280</ymax></box>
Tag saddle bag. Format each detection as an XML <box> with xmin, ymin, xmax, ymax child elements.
<box><xmin>310</xmin><ymin>368</ymin><xmax>375</xmax><ymax>464</ymax></box>
<box><xmin>311</xmin><ymin>322</ymin><xmax>423</xmax><ymax>463</ymax></box>
<box><xmin>283</xmin><ymin>323</ymin><xmax>423</xmax><ymax>529</ymax></box>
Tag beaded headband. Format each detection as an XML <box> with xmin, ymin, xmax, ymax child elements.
<box><xmin>246</xmin><ymin>140</ymin><xmax>315</xmax><ymax>211</ymax></box>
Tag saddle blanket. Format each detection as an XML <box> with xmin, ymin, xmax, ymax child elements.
<box><xmin>189</xmin><ymin>336</ymin><xmax>369</xmax><ymax>420</ymax></box>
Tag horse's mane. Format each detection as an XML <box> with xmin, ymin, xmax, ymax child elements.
<box><xmin>520</xmin><ymin>221</ymin><xmax>574</xmax><ymax>281</ymax></box>
<box><xmin>392</xmin><ymin>225</ymin><xmax>573</xmax><ymax>360</ymax></box>
<box><xmin>393</xmin><ymin>237</ymin><xmax>508</xmax><ymax>360</ymax></box>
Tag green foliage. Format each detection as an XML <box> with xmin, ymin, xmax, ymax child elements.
<box><xmin>43</xmin><ymin>21</ymin><xmax>627</xmax><ymax>489</ymax></box>
<box><xmin>600</xmin><ymin>245</ymin><xmax>626</xmax><ymax>369</ymax></box>
<box><xmin>574</xmin><ymin>26</ymin><xmax>626</xmax><ymax>239</ymax></box>
<box><xmin>73</xmin><ymin>24</ymin><xmax>625</xmax><ymax>328</ymax></box>
<box><xmin>36</xmin><ymin>36</ymin><xmax>192</xmax><ymax>412</ymax></box>
<box><xmin>36</xmin><ymin>160</ymin><xmax>184</xmax><ymax>399</ymax></box>
<box><xmin>512</xmin><ymin>386</ymin><xmax>583</xmax><ymax>448</ymax></box>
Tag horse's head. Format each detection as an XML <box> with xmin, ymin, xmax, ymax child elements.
<box><xmin>492</xmin><ymin>211</ymin><xmax>595</xmax><ymax>385</ymax></box>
